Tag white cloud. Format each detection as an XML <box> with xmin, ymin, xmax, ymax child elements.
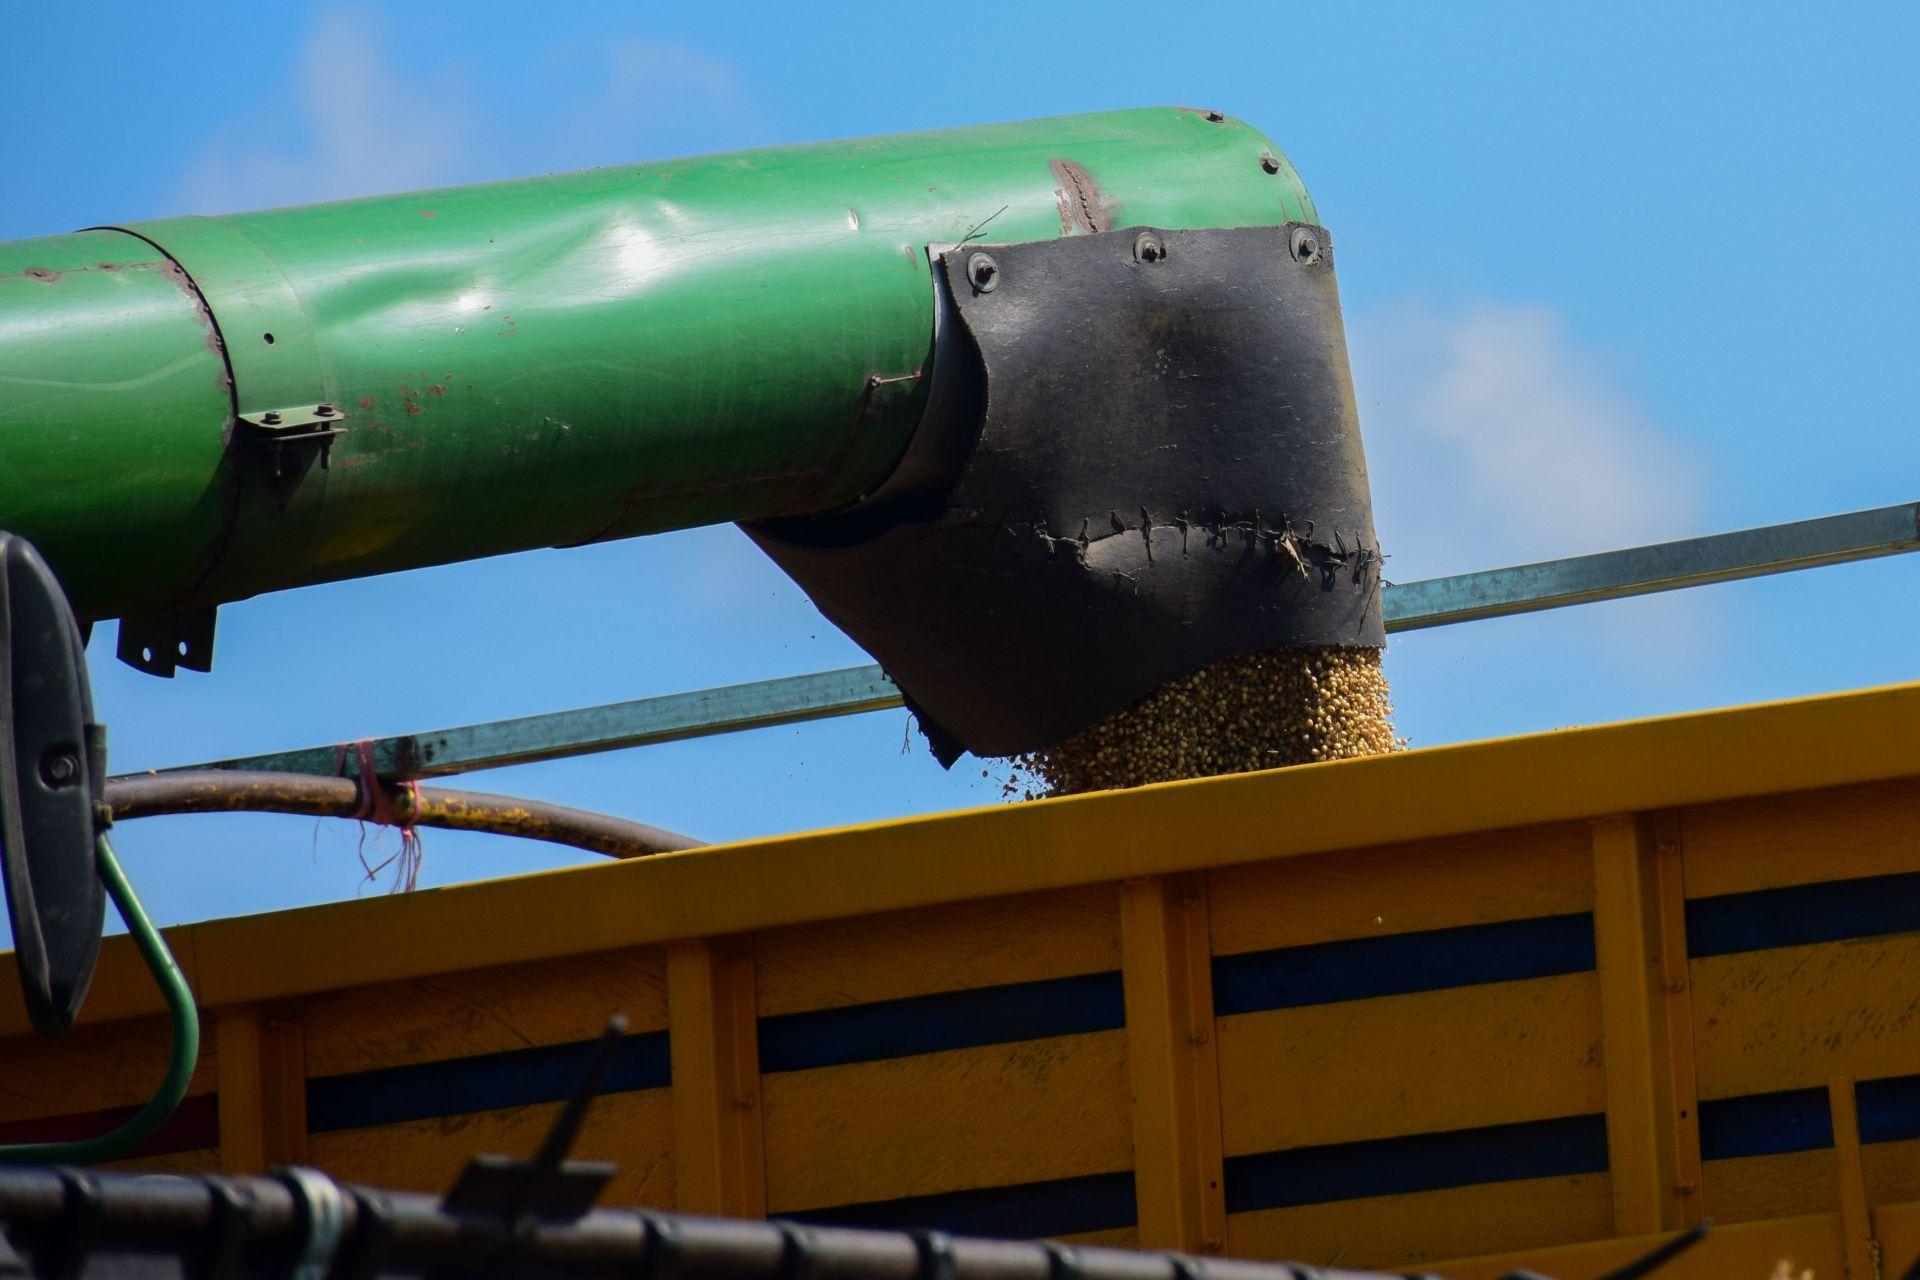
<box><xmin>172</xmin><ymin>7</ymin><xmax>477</xmax><ymax>213</ymax></box>
<box><xmin>1353</xmin><ymin>300</ymin><xmax>1701</xmax><ymax>580</ymax></box>
<box><xmin>528</xmin><ymin>35</ymin><xmax>758</xmax><ymax>172</ymax></box>
<box><xmin>1352</xmin><ymin>299</ymin><xmax>1721</xmax><ymax>673</ymax></box>
<box><xmin>170</xmin><ymin>8</ymin><xmax>762</xmax><ymax>217</ymax></box>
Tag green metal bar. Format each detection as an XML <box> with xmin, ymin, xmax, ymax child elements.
<box><xmin>0</xmin><ymin>834</ymin><xmax>200</xmax><ymax>1164</ymax></box>
<box><xmin>147</xmin><ymin>503</ymin><xmax>1920</xmax><ymax>782</ymax></box>
<box><xmin>0</xmin><ymin>109</ymin><xmax>1311</xmax><ymax>621</ymax></box>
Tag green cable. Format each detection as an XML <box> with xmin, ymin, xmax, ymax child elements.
<box><xmin>0</xmin><ymin>832</ymin><xmax>200</xmax><ymax>1164</ymax></box>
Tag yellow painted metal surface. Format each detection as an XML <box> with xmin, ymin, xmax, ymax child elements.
<box><xmin>1693</xmin><ymin>937</ymin><xmax>1920</xmax><ymax>1098</ymax></box>
<box><xmin>1118</xmin><ymin>873</ymin><xmax>1226</xmax><ymax>1253</ymax></box>
<box><xmin>214</xmin><ymin>1002</ymin><xmax>307</xmax><ymax>1170</ymax></box>
<box><xmin>765</xmin><ymin>1031</ymin><xmax>1131</xmax><ymax>1211</ymax></box>
<box><xmin>1215</xmin><ymin>973</ymin><xmax>1606</xmax><ymax>1152</ymax></box>
<box><xmin>1591</xmin><ymin>813</ymin><xmax>1702</xmax><ymax>1234</ymax></box>
<box><xmin>12</xmin><ymin>678</ymin><xmax>1920</xmax><ymax>1277</ymax></box>
<box><xmin>1831</xmin><ymin>1076</ymin><xmax>1879</xmax><ymax>1280</ymax></box>
<box><xmin>1206</xmin><ymin>821</ymin><xmax>1597</xmax><ymax>951</ymax></box>
<box><xmin>668</xmin><ymin>936</ymin><xmax>765</xmax><ymax>1217</ymax></box>
<box><xmin>754</xmin><ymin>887</ymin><xmax>1121</xmax><ymax>1016</ymax></box>
<box><xmin>1225</xmin><ymin>1171</ymin><xmax>1617</xmax><ymax>1271</ymax></box>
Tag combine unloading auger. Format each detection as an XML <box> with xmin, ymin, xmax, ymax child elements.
<box><xmin>0</xmin><ymin>107</ymin><xmax>1379</xmax><ymax>763</ymax></box>
<box><xmin>0</xmin><ymin>106</ymin><xmax>1384</xmax><ymax>1165</ymax></box>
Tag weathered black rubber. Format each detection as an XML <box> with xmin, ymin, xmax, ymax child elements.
<box><xmin>751</xmin><ymin>224</ymin><xmax>1383</xmax><ymax>764</ymax></box>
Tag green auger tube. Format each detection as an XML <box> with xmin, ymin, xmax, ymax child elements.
<box><xmin>0</xmin><ymin>108</ymin><xmax>1317</xmax><ymax>624</ymax></box>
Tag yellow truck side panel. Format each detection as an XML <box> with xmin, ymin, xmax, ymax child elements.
<box><xmin>12</xmin><ymin>679</ymin><xmax>1920</xmax><ymax>1276</ymax></box>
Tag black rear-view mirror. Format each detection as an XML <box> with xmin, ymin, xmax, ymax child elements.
<box><xmin>0</xmin><ymin>531</ymin><xmax>105</xmax><ymax>1036</ymax></box>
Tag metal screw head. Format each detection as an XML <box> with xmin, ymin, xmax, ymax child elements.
<box><xmin>1289</xmin><ymin>227</ymin><xmax>1322</xmax><ymax>264</ymax></box>
<box><xmin>966</xmin><ymin>252</ymin><xmax>999</xmax><ymax>293</ymax></box>
<box><xmin>1133</xmin><ymin>232</ymin><xmax>1167</xmax><ymax>264</ymax></box>
<box><xmin>315</xmin><ymin>404</ymin><xmax>335</xmax><ymax>417</ymax></box>
<box><xmin>261</xmin><ymin>411</ymin><xmax>283</xmax><ymax>425</ymax></box>
<box><xmin>40</xmin><ymin>749</ymin><xmax>79</xmax><ymax>788</ymax></box>
<box><xmin>1260</xmin><ymin>151</ymin><xmax>1282</xmax><ymax>175</ymax></box>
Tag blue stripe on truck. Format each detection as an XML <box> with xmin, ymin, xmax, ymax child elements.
<box><xmin>1685</xmin><ymin>869</ymin><xmax>1920</xmax><ymax>958</ymax></box>
<box><xmin>758</xmin><ymin>970</ymin><xmax>1126</xmax><ymax>1074</ymax></box>
<box><xmin>307</xmin><ymin>1028</ymin><xmax>670</xmax><ymax>1133</ymax></box>
<box><xmin>1223</xmin><ymin>1113</ymin><xmax>1610</xmax><ymax>1214</ymax></box>
<box><xmin>1699</xmin><ymin>1072</ymin><xmax>1920</xmax><ymax>1161</ymax></box>
<box><xmin>1212</xmin><ymin>912</ymin><xmax>1598</xmax><ymax>1016</ymax></box>
<box><xmin>781</xmin><ymin>1170</ymin><xmax>1138</xmax><ymax>1239</ymax></box>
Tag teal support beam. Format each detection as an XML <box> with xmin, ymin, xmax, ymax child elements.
<box><xmin>149</xmin><ymin>503</ymin><xmax>1920</xmax><ymax>781</ymax></box>
<box><xmin>1381</xmin><ymin>502</ymin><xmax>1920</xmax><ymax>631</ymax></box>
<box><xmin>182</xmin><ymin>665</ymin><xmax>901</xmax><ymax>781</ymax></box>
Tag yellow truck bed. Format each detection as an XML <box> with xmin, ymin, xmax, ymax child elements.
<box><xmin>11</xmin><ymin>679</ymin><xmax>1920</xmax><ymax>1278</ymax></box>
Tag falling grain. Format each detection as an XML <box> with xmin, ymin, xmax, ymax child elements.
<box><xmin>1007</xmin><ymin>645</ymin><xmax>1401</xmax><ymax>798</ymax></box>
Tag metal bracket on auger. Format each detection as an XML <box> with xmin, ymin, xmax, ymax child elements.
<box><xmin>237</xmin><ymin>402</ymin><xmax>349</xmax><ymax>478</ymax></box>
<box><xmin>115</xmin><ymin>605</ymin><xmax>217</xmax><ymax>678</ymax></box>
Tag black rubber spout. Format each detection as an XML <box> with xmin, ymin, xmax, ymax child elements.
<box><xmin>750</xmin><ymin>224</ymin><xmax>1384</xmax><ymax>765</ymax></box>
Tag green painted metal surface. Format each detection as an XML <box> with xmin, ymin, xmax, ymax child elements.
<box><xmin>0</xmin><ymin>231</ymin><xmax>234</xmax><ymax>617</ymax></box>
<box><xmin>0</xmin><ymin>108</ymin><xmax>1315</xmax><ymax>620</ymax></box>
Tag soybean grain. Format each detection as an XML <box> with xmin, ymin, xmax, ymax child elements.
<box><xmin>1007</xmin><ymin>645</ymin><xmax>1401</xmax><ymax>798</ymax></box>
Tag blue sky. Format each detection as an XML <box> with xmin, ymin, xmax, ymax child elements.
<box><xmin>4</xmin><ymin>1</ymin><xmax>1918</xmax><ymax>930</ymax></box>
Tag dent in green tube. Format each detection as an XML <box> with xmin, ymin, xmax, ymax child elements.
<box><xmin>0</xmin><ymin>108</ymin><xmax>1319</xmax><ymax>620</ymax></box>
